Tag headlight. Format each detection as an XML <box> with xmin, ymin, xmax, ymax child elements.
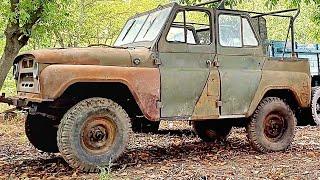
<box><xmin>33</xmin><ymin>62</ymin><xmax>39</xmax><ymax>79</ymax></box>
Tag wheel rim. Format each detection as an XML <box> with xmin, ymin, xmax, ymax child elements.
<box><xmin>81</xmin><ymin>116</ymin><xmax>117</xmax><ymax>155</ymax></box>
<box><xmin>263</xmin><ymin>113</ymin><xmax>287</xmax><ymax>142</ymax></box>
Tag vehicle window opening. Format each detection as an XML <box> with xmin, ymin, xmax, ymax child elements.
<box><xmin>166</xmin><ymin>10</ymin><xmax>212</xmax><ymax>45</ymax></box>
<box><xmin>243</xmin><ymin>18</ymin><xmax>259</xmax><ymax>46</ymax></box>
<box><xmin>114</xmin><ymin>7</ymin><xmax>172</xmax><ymax>46</ymax></box>
<box><xmin>219</xmin><ymin>14</ymin><xmax>259</xmax><ymax>47</ymax></box>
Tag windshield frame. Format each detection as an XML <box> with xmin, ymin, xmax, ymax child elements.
<box><xmin>114</xmin><ymin>3</ymin><xmax>175</xmax><ymax>48</ymax></box>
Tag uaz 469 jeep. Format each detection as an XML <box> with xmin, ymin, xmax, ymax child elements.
<box><xmin>0</xmin><ymin>1</ymin><xmax>311</xmax><ymax>172</ymax></box>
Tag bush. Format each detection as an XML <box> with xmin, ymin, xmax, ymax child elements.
<box><xmin>1</xmin><ymin>68</ymin><xmax>16</xmax><ymax>96</ymax></box>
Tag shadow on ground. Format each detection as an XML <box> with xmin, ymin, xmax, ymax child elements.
<box><xmin>2</xmin><ymin>128</ymin><xmax>319</xmax><ymax>178</ymax></box>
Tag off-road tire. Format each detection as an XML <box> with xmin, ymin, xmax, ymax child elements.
<box><xmin>311</xmin><ymin>87</ymin><xmax>320</xmax><ymax>126</ymax></box>
<box><xmin>246</xmin><ymin>97</ymin><xmax>296</xmax><ymax>153</ymax></box>
<box><xmin>57</xmin><ymin>98</ymin><xmax>130</xmax><ymax>172</ymax></box>
<box><xmin>25</xmin><ymin>114</ymin><xmax>59</xmax><ymax>153</ymax></box>
<box><xmin>193</xmin><ymin>120</ymin><xmax>232</xmax><ymax>142</ymax></box>
<box><xmin>131</xmin><ymin>118</ymin><xmax>160</xmax><ymax>133</ymax></box>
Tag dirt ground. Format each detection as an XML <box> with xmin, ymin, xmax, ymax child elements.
<box><xmin>0</xmin><ymin>118</ymin><xmax>320</xmax><ymax>179</ymax></box>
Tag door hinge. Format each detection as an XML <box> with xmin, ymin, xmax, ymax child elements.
<box><xmin>216</xmin><ymin>100</ymin><xmax>222</xmax><ymax>107</ymax></box>
<box><xmin>152</xmin><ymin>53</ymin><xmax>162</xmax><ymax>66</ymax></box>
<box><xmin>154</xmin><ymin>58</ymin><xmax>162</xmax><ymax>66</ymax></box>
<box><xmin>156</xmin><ymin>101</ymin><xmax>163</xmax><ymax>109</ymax></box>
<box><xmin>213</xmin><ymin>60</ymin><xmax>220</xmax><ymax>67</ymax></box>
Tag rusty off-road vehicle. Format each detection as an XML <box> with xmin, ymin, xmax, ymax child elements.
<box><xmin>0</xmin><ymin>0</ymin><xmax>311</xmax><ymax>172</ymax></box>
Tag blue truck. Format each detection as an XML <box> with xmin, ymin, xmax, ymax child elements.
<box><xmin>269</xmin><ymin>41</ymin><xmax>320</xmax><ymax>125</ymax></box>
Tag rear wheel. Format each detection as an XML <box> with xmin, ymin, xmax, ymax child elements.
<box><xmin>311</xmin><ymin>87</ymin><xmax>320</xmax><ymax>126</ymax></box>
<box><xmin>25</xmin><ymin>114</ymin><xmax>59</xmax><ymax>153</ymax></box>
<box><xmin>193</xmin><ymin>120</ymin><xmax>232</xmax><ymax>142</ymax></box>
<box><xmin>57</xmin><ymin>98</ymin><xmax>130</xmax><ymax>172</ymax></box>
<box><xmin>246</xmin><ymin>97</ymin><xmax>296</xmax><ymax>152</ymax></box>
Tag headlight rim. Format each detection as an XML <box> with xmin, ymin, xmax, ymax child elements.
<box><xmin>13</xmin><ymin>63</ymin><xmax>19</xmax><ymax>80</ymax></box>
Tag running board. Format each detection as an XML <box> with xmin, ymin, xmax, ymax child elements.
<box><xmin>218</xmin><ymin>115</ymin><xmax>246</xmax><ymax>119</ymax></box>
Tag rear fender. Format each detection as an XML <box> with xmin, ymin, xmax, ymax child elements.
<box><xmin>247</xmin><ymin>71</ymin><xmax>311</xmax><ymax>117</ymax></box>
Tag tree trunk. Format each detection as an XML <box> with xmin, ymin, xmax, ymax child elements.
<box><xmin>0</xmin><ymin>25</ymin><xmax>29</xmax><ymax>90</ymax></box>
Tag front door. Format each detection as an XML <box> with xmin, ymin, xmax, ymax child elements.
<box><xmin>216</xmin><ymin>11</ymin><xmax>266</xmax><ymax>116</ymax></box>
<box><xmin>158</xmin><ymin>7</ymin><xmax>217</xmax><ymax>119</ymax></box>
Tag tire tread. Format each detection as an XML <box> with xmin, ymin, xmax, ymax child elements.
<box><xmin>246</xmin><ymin>97</ymin><xmax>296</xmax><ymax>153</ymax></box>
<box><xmin>57</xmin><ymin>97</ymin><xmax>130</xmax><ymax>172</ymax></box>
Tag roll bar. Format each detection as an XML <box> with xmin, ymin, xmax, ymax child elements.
<box><xmin>193</xmin><ymin>0</ymin><xmax>300</xmax><ymax>58</ymax></box>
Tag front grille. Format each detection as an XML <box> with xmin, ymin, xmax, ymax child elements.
<box><xmin>17</xmin><ymin>57</ymin><xmax>39</xmax><ymax>93</ymax></box>
<box><xmin>22</xmin><ymin>58</ymin><xmax>34</xmax><ymax>69</ymax></box>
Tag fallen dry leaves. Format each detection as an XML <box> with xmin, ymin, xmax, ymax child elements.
<box><xmin>0</xmin><ymin>119</ymin><xmax>319</xmax><ymax>179</ymax></box>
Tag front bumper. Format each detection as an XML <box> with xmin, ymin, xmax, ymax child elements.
<box><xmin>0</xmin><ymin>92</ymin><xmax>50</xmax><ymax>108</ymax></box>
<box><xmin>0</xmin><ymin>93</ymin><xmax>28</xmax><ymax>107</ymax></box>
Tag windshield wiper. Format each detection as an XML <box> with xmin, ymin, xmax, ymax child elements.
<box><xmin>142</xmin><ymin>16</ymin><xmax>158</xmax><ymax>38</ymax></box>
<box><xmin>122</xmin><ymin>20</ymin><xmax>136</xmax><ymax>41</ymax></box>
<box><xmin>88</xmin><ymin>44</ymin><xmax>113</xmax><ymax>48</ymax></box>
<box><xmin>88</xmin><ymin>44</ymin><xmax>128</xmax><ymax>49</ymax></box>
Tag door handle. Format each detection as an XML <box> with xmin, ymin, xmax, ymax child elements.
<box><xmin>207</xmin><ymin>60</ymin><xmax>220</xmax><ymax>67</ymax></box>
<box><xmin>206</xmin><ymin>60</ymin><xmax>212</xmax><ymax>67</ymax></box>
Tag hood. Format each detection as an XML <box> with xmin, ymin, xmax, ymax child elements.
<box><xmin>15</xmin><ymin>47</ymin><xmax>135</xmax><ymax>67</ymax></box>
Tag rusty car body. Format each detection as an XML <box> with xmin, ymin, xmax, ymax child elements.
<box><xmin>0</xmin><ymin>0</ymin><xmax>311</xmax><ymax>172</ymax></box>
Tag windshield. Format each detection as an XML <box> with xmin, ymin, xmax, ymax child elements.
<box><xmin>114</xmin><ymin>7</ymin><xmax>172</xmax><ymax>46</ymax></box>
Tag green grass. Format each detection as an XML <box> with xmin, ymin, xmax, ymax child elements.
<box><xmin>0</xmin><ymin>70</ymin><xmax>16</xmax><ymax>112</ymax></box>
<box><xmin>1</xmin><ymin>68</ymin><xmax>16</xmax><ymax>96</ymax></box>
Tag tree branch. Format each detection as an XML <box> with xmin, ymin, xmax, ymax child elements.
<box><xmin>22</xmin><ymin>4</ymin><xmax>45</xmax><ymax>32</ymax></box>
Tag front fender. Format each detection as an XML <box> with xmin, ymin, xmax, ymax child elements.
<box><xmin>39</xmin><ymin>65</ymin><xmax>160</xmax><ymax>120</ymax></box>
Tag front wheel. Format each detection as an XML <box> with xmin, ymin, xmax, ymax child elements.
<box><xmin>25</xmin><ymin>114</ymin><xmax>59</xmax><ymax>153</ymax></box>
<box><xmin>246</xmin><ymin>97</ymin><xmax>296</xmax><ymax>153</ymax></box>
<box><xmin>57</xmin><ymin>98</ymin><xmax>130</xmax><ymax>172</ymax></box>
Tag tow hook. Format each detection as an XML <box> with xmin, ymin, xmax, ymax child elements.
<box><xmin>0</xmin><ymin>93</ymin><xmax>13</xmax><ymax>105</ymax></box>
<box><xmin>0</xmin><ymin>93</ymin><xmax>27</xmax><ymax>108</ymax></box>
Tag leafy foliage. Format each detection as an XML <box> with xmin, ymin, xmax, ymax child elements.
<box><xmin>2</xmin><ymin>0</ymin><xmax>169</xmax><ymax>50</ymax></box>
<box><xmin>0</xmin><ymin>0</ymin><xmax>320</xmax><ymax>94</ymax></box>
<box><xmin>0</xmin><ymin>0</ymin><xmax>169</xmax><ymax>51</ymax></box>
<box><xmin>2</xmin><ymin>68</ymin><xmax>15</xmax><ymax>96</ymax></box>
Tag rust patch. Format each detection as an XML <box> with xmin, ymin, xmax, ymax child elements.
<box><xmin>192</xmin><ymin>69</ymin><xmax>220</xmax><ymax>120</ymax></box>
<box><xmin>247</xmin><ymin>59</ymin><xmax>311</xmax><ymax>117</ymax></box>
<box><xmin>16</xmin><ymin>47</ymin><xmax>132</xmax><ymax>66</ymax></box>
<box><xmin>247</xmin><ymin>71</ymin><xmax>311</xmax><ymax>117</ymax></box>
<box><xmin>39</xmin><ymin>65</ymin><xmax>160</xmax><ymax>120</ymax></box>
<box><xmin>128</xmin><ymin>48</ymin><xmax>156</xmax><ymax>67</ymax></box>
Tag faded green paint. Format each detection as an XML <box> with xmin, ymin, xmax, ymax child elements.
<box><xmin>157</xmin><ymin>5</ymin><xmax>215</xmax><ymax>118</ymax></box>
<box><xmin>216</xmin><ymin>10</ymin><xmax>265</xmax><ymax>116</ymax></box>
<box><xmin>218</xmin><ymin>54</ymin><xmax>265</xmax><ymax>115</ymax></box>
<box><xmin>159</xmin><ymin>53</ymin><xmax>210</xmax><ymax>118</ymax></box>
